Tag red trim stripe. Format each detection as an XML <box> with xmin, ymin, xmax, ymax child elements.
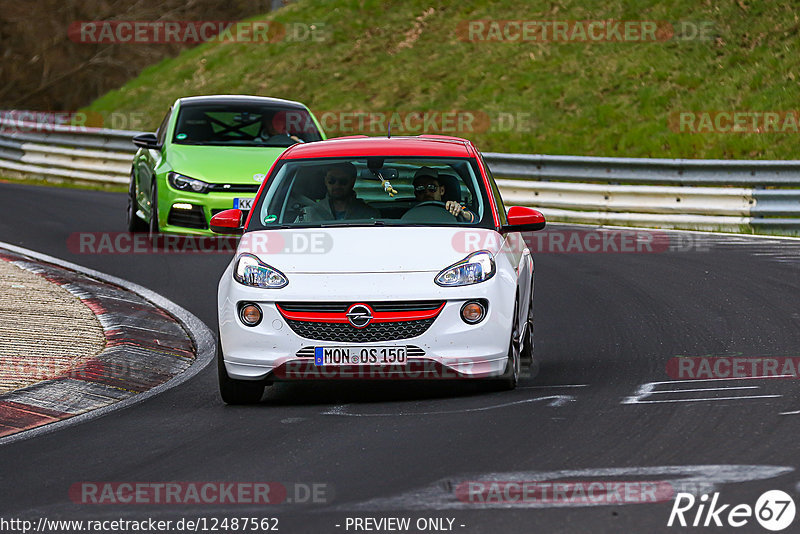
<box><xmin>276</xmin><ymin>303</ymin><xmax>444</xmax><ymax>323</ymax></box>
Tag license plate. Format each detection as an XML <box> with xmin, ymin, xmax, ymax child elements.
<box><xmin>314</xmin><ymin>346</ymin><xmax>407</xmax><ymax>366</ymax></box>
<box><xmin>233</xmin><ymin>197</ymin><xmax>254</xmax><ymax>210</ymax></box>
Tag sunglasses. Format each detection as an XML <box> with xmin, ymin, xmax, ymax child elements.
<box><xmin>414</xmin><ymin>184</ymin><xmax>440</xmax><ymax>193</ymax></box>
<box><xmin>326</xmin><ymin>177</ymin><xmax>351</xmax><ymax>185</ymax></box>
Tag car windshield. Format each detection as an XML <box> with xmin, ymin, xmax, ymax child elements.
<box><xmin>248</xmin><ymin>156</ymin><xmax>491</xmax><ymax>230</ymax></box>
<box><xmin>172</xmin><ymin>103</ymin><xmax>323</xmax><ymax>147</ymax></box>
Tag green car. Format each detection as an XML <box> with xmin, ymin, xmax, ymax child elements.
<box><xmin>128</xmin><ymin>95</ymin><xmax>326</xmax><ymax>235</ymax></box>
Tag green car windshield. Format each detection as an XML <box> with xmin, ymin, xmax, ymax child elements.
<box><xmin>172</xmin><ymin>104</ymin><xmax>323</xmax><ymax>147</ymax></box>
<box><xmin>249</xmin><ymin>157</ymin><xmax>491</xmax><ymax>229</ymax></box>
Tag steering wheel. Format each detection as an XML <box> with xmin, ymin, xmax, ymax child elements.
<box><xmin>402</xmin><ymin>201</ymin><xmax>457</xmax><ymax>223</ymax></box>
<box><xmin>414</xmin><ymin>201</ymin><xmax>449</xmax><ymax>209</ymax></box>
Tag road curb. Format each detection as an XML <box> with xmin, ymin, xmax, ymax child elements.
<box><xmin>0</xmin><ymin>242</ymin><xmax>214</xmax><ymax>446</ymax></box>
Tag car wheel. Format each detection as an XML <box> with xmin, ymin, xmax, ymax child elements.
<box><xmin>217</xmin><ymin>340</ymin><xmax>265</xmax><ymax>404</ymax></box>
<box><xmin>520</xmin><ymin>281</ymin><xmax>536</xmax><ymax>375</ymax></box>
<box><xmin>148</xmin><ymin>182</ymin><xmax>160</xmax><ymax>238</ymax></box>
<box><xmin>495</xmin><ymin>299</ymin><xmax>521</xmax><ymax>391</ymax></box>
<box><xmin>127</xmin><ymin>173</ymin><xmax>148</xmax><ymax>232</ymax></box>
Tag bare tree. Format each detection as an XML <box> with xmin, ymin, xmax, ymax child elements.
<box><xmin>0</xmin><ymin>0</ymin><xmax>275</xmax><ymax>111</ymax></box>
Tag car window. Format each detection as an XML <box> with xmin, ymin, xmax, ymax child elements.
<box><xmin>480</xmin><ymin>152</ymin><xmax>506</xmax><ymax>226</ymax></box>
<box><xmin>171</xmin><ymin>104</ymin><xmax>322</xmax><ymax>147</ymax></box>
<box><xmin>249</xmin><ymin>157</ymin><xmax>493</xmax><ymax>230</ymax></box>
<box><xmin>155</xmin><ymin>107</ymin><xmax>172</xmax><ymax>147</ymax></box>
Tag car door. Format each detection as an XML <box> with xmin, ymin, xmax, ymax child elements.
<box><xmin>481</xmin><ymin>152</ymin><xmax>534</xmax><ymax>322</ymax></box>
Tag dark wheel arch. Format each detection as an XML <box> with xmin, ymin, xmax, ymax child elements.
<box><xmin>217</xmin><ymin>339</ymin><xmax>265</xmax><ymax>405</ymax></box>
<box><xmin>127</xmin><ymin>169</ymin><xmax>148</xmax><ymax>232</ymax></box>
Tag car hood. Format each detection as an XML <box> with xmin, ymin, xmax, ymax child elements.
<box><xmin>167</xmin><ymin>144</ymin><xmax>286</xmax><ymax>184</ymax></box>
<box><xmin>237</xmin><ymin>227</ymin><xmax>504</xmax><ymax>274</ymax></box>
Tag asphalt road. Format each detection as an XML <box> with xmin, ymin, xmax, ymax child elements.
<box><xmin>1</xmin><ymin>181</ymin><xmax>800</xmax><ymax>533</ymax></box>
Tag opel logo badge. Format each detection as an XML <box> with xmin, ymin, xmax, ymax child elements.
<box><xmin>346</xmin><ymin>303</ymin><xmax>373</xmax><ymax>328</ymax></box>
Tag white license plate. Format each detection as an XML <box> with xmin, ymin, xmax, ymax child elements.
<box><xmin>233</xmin><ymin>197</ymin><xmax>254</xmax><ymax>210</ymax></box>
<box><xmin>314</xmin><ymin>346</ymin><xmax>407</xmax><ymax>366</ymax></box>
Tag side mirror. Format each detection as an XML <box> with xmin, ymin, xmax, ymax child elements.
<box><xmin>132</xmin><ymin>132</ymin><xmax>160</xmax><ymax>150</ymax></box>
<box><xmin>503</xmin><ymin>206</ymin><xmax>546</xmax><ymax>232</ymax></box>
<box><xmin>210</xmin><ymin>209</ymin><xmax>244</xmax><ymax>235</ymax></box>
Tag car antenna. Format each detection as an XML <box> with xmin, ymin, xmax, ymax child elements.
<box><xmin>387</xmin><ymin>123</ymin><xmax>391</xmax><ymax>138</ymax></box>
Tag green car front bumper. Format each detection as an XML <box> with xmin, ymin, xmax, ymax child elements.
<box><xmin>156</xmin><ymin>185</ymin><xmax>258</xmax><ymax>235</ymax></box>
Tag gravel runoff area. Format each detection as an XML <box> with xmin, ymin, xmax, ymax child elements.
<box><xmin>0</xmin><ymin>258</ymin><xmax>105</xmax><ymax>394</ymax></box>
<box><xmin>0</xmin><ymin>247</ymin><xmax>197</xmax><ymax>439</ymax></box>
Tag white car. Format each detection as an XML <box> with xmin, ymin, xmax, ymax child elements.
<box><xmin>213</xmin><ymin>135</ymin><xmax>545</xmax><ymax>403</ymax></box>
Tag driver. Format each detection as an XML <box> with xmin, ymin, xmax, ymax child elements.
<box><xmin>256</xmin><ymin>112</ymin><xmax>303</xmax><ymax>146</ymax></box>
<box><xmin>303</xmin><ymin>162</ymin><xmax>380</xmax><ymax>221</ymax></box>
<box><xmin>413</xmin><ymin>167</ymin><xmax>475</xmax><ymax>222</ymax></box>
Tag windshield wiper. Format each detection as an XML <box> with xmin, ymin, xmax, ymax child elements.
<box><xmin>259</xmin><ymin>224</ymin><xmax>296</xmax><ymax>230</ymax></box>
<box><xmin>319</xmin><ymin>220</ymin><xmax>387</xmax><ymax>228</ymax></box>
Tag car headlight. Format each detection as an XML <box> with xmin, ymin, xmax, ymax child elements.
<box><xmin>168</xmin><ymin>172</ymin><xmax>209</xmax><ymax>193</ymax></box>
<box><xmin>233</xmin><ymin>253</ymin><xmax>288</xmax><ymax>289</ymax></box>
<box><xmin>435</xmin><ymin>251</ymin><xmax>496</xmax><ymax>287</ymax></box>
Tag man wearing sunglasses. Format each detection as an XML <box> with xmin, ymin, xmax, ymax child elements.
<box><xmin>412</xmin><ymin>167</ymin><xmax>476</xmax><ymax>222</ymax></box>
<box><xmin>303</xmin><ymin>162</ymin><xmax>380</xmax><ymax>221</ymax></box>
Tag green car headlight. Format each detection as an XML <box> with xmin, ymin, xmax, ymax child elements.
<box><xmin>168</xmin><ymin>172</ymin><xmax>210</xmax><ymax>194</ymax></box>
<box><xmin>435</xmin><ymin>251</ymin><xmax>496</xmax><ymax>287</ymax></box>
<box><xmin>234</xmin><ymin>253</ymin><xmax>288</xmax><ymax>289</ymax></box>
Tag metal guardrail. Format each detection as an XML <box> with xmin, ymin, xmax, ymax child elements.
<box><xmin>0</xmin><ymin>117</ymin><xmax>138</xmax><ymax>185</ymax></box>
<box><xmin>1</xmin><ymin>115</ymin><xmax>799</xmax><ymax>235</ymax></box>
<box><xmin>483</xmin><ymin>152</ymin><xmax>800</xmax><ymax>234</ymax></box>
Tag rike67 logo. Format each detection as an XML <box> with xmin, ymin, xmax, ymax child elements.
<box><xmin>668</xmin><ymin>490</ymin><xmax>796</xmax><ymax>531</ymax></box>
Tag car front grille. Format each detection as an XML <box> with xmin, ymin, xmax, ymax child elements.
<box><xmin>207</xmin><ymin>184</ymin><xmax>260</xmax><ymax>193</ymax></box>
<box><xmin>167</xmin><ymin>205</ymin><xmax>207</xmax><ymax>229</ymax></box>
<box><xmin>278</xmin><ymin>301</ymin><xmax>444</xmax><ymax>313</ymax></box>
<box><xmin>285</xmin><ymin>318</ymin><xmax>435</xmax><ymax>342</ymax></box>
<box><xmin>277</xmin><ymin>301</ymin><xmax>444</xmax><ymax>342</ymax></box>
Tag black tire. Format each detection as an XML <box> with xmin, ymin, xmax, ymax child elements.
<box><xmin>494</xmin><ymin>299</ymin><xmax>521</xmax><ymax>391</ymax></box>
<box><xmin>148</xmin><ymin>181</ymin><xmax>160</xmax><ymax>238</ymax></box>
<box><xmin>127</xmin><ymin>173</ymin><xmax>148</xmax><ymax>232</ymax></box>
<box><xmin>217</xmin><ymin>340</ymin><xmax>265</xmax><ymax>405</ymax></box>
<box><xmin>520</xmin><ymin>284</ymin><xmax>535</xmax><ymax>366</ymax></box>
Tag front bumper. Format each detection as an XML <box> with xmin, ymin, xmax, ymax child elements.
<box><xmin>157</xmin><ymin>187</ymin><xmax>257</xmax><ymax>235</ymax></box>
<box><xmin>217</xmin><ymin>267</ymin><xmax>516</xmax><ymax>381</ymax></box>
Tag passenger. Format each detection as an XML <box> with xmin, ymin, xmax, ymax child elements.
<box><xmin>302</xmin><ymin>163</ymin><xmax>380</xmax><ymax>221</ymax></box>
<box><xmin>412</xmin><ymin>167</ymin><xmax>475</xmax><ymax>222</ymax></box>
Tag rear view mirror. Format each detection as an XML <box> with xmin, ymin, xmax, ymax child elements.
<box><xmin>210</xmin><ymin>209</ymin><xmax>244</xmax><ymax>235</ymax></box>
<box><xmin>503</xmin><ymin>206</ymin><xmax>546</xmax><ymax>232</ymax></box>
<box><xmin>132</xmin><ymin>132</ymin><xmax>160</xmax><ymax>150</ymax></box>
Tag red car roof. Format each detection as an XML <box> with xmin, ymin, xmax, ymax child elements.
<box><xmin>280</xmin><ymin>135</ymin><xmax>476</xmax><ymax>159</ymax></box>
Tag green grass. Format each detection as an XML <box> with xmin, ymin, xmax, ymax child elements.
<box><xmin>84</xmin><ymin>0</ymin><xmax>800</xmax><ymax>159</ymax></box>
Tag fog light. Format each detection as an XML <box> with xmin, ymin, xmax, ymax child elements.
<box><xmin>239</xmin><ymin>303</ymin><xmax>263</xmax><ymax>327</ymax></box>
<box><xmin>461</xmin><ymin>300</ymin><xmax>486</xmax><ymax>324</ymax></box>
